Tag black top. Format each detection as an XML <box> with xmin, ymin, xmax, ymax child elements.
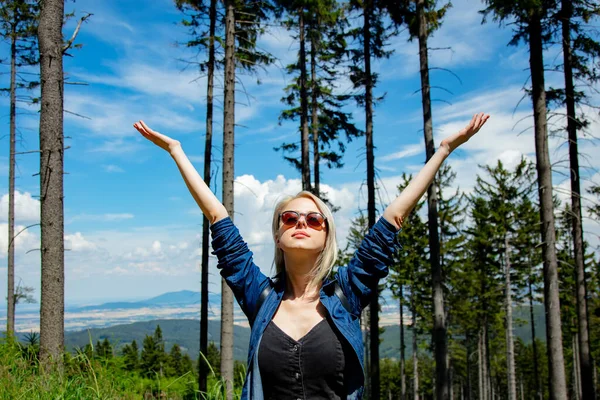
<box><xmin>258</xmin><ymin>317</ymin><xmax>348</xmax><ymax>400</ymax></box>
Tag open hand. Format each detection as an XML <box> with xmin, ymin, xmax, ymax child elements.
<box><xmin>133</xmin><ymin>121</ymin><xmax>181</xmax><ymax>153</ymax></box>
<box><xmin>440</xmin><ymin>112</ymin><xmax>490</xmax><ymax>153</ymax></box>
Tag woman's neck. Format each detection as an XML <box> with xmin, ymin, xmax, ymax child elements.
<box><xmin>283</xmin><ymin>252</ymin><xmax>321</xmax><ymax>300</ymax></box>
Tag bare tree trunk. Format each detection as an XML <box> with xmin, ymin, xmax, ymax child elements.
<box><xmin>481</xmin><ymin>330</ymin><xmax>489</xmax><ymax>400</ymax></box>
<box><xmin>363</xmin><ymin>1</ymin><xmax>379</xmax><ymax>397</ymax></box>
<box><xmin>401</xmin><ymin>285</ymin><xmax>406</xmax><ymax>400</ymax></box>
<box><xmin>221</xmin><ymin>0</ymin><xmax>235</xmax><ymax>396</ymax></box>
<box><xmin>416</xmin><ymin>0</ymin><xmax>447</xmax><ymax>398</ymax></box>
<box><xmin>574</xmin><ymin>336</ymin><xmax>581</xmax><ymax>400</ymax></box>
<box><xmin>505</xmin><ymin>237</ymin><xmax>517</xmax><ymax>400</ymax></box>
<box><xmin>528</xmin><ymin>274</ymin><xmax>543</xmax><ymax>400</ymax></box>
<box><xmin>520</xmin><ymin>379</ymin><xmax>524</xmax><ymax>400</ymax></box>
<box><xmin>363</xmin><ymin>305</ymin><xmax>371</xmax><ymax>398</ymax></box>
<box><xmin>413</xmin><ymin>298</ymin><xmax>419</xmax><ymax>400</ymax></box>
<box><xmin>478</xmin><ymin>333</ymin><xmax>483</xmax><ymax>400</ymax></box>
<box><xmin>310</xmin><ymin>32</ymin><xmax>320</xmax><ymax>196</ymax></box>
<box><xmin>561</xmin><ymin>1</ymin><xmax>596</xmax><ymax>398</ymax></box>
<box><xmin>38</xmin><ymin>0</ymin><xmax>65</xmax><ymax>368</ymax></box>
<box><xmin>466</xmin><ymin>336</ymin><xmax>472</xmax><ymax>400</ymax></box>
<box><xmin>299</xmin><ymin>11</ymin><xmax>311</xmax><ymax>191</ymax></box>
<box><xmin>449</xmin><ymin>357</ymin><xmax>454</xmax><ymax>400</ymax></box>
<box><xmin>485</xmin><ymin>326</ymin><xmax>492</xmax><ymax>400</ymax></box>
<box><xmin>7</xmin><ymin>19</ymin><xmax>17</xmax><ymax>337</ymax></box>
<box><xmin>528</xmin><ymin>11</ymin><xmax>568</xmax><ymax>400</ymax></box>
<box><xmin>199</xmin><ymin>0</ymin><xmax>217</xmax><ymax>392</ymax></box>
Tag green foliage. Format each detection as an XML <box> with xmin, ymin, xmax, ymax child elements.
<box><xmin>0</xmin><ymin>0</ymin><xmax>40</xmax><ymax>101</ymax></box>
<box><xmin>275</xmin><ymin>0</ymin><xmax>362</xmax><ymax>176</ymax></box>
<box><xmin>175</xmin><ymin>0</ymin><xmax>275</xmax><ymax>74</ymax></box>
<box><xmin>0</xmin><ymin>329</ymin><xmax>249</xmax><ymax>399</ymax></box>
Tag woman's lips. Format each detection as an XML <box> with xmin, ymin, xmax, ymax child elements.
<box><xmin>292</xmin><ymin>231</ymin><xmax>310</xmax><ymax>238</ymax></box>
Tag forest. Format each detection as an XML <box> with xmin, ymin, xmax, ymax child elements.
<box><xmin>1</xmin><ymin>0</ymin><xmax>600</xmax><ymax>399</ymax></box>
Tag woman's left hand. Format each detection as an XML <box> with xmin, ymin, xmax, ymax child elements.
<box><xmin>440</xmin><ymin>112</ymin><xmax>490</xmax><ymax>153</ymax></box>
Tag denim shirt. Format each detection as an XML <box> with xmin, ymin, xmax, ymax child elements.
<box><xmin>210</xmin><ymin>216</ymin><xmax>400</xmax><ymax>400</ymax></box>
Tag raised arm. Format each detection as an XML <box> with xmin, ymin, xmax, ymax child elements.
<box><xmin>383</xmin><ymin>113</ymin><xmax>490</xmax><ymax>229</ymax></box>
<box><xmin>133</xmin><ymin>121</ymin><xmax>228</xmax><ymax>224</ymax></box>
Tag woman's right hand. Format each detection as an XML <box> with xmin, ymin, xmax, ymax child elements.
<box><xmin>133</xmin><ymin>120</ymin><xmax>181</xmax><ymax>154</ymax></box>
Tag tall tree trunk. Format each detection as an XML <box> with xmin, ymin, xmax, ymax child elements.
<box><xmin>528</xmin><ymin>275</ymin><xmax>542</xmax><ymax>400</ymax></box>
<box><xmin>199</xmin><ymin>0</ymin><xmax>217</xmax><ymax>392</ymax></box>
<box><xmin>7</xmin><ymin>19</ymin><xmax>17</xmax><ymax>337</ymax></box>
<box><xmin>401</xmin><ymin>285</ymin><xmax>406</xmax><ymax>400</ymax></box>
<box><xmin>221</xmin><ymin>0</ymin><xmax>235</xmax><ymax>396</ymax></box>
<box><xmin>38</xmin><ymin>0</ymin><xmax>65</xmax><ymax>368</ymax></box>
<box><xmin>449</xmin><ymin>357</ymin><xmax>454</xmax><ymax>400</ymax></box>
<box><xmin>363</xmin><ymin>1</ymin><xmax>379</xmax><ymax>398</ymax></box>
<box><xmin>485</xmin><ymin>324</ymin><xmax>492</xmax><ymax>400</ymax></box>
<box><xmin>416</xmin><ymin>0</ymin><xmax>447</xmax><ymax>398</ymax></box>
<box><xmin>505</xmin><ymin>237</ymin><xmax>517</xmax><ymax>400</ymax></box>
<box><xmin>478</xmin><ymin>332</ymin><xmax>483</xmax><ymax>400</ymax></box>
<box><xmin>528</xmin><ymin>11</ymin><xmax>568</xmax><ymax>400</ymax></box>
<box><xmin>520</xmin><ymin>379</ymin><xmax>524</xmax><ymax>400</ymax></box>
<box><xmin>561</xmin><ymin>1</ymin><xmax>596</xmax><ymax>398</ymax></box>
<box><xmin>413</xmin><ymin>303</ymin><xmax>419</xmax><ymax>400</ymax></box>
<box><xmin>466</xmin><ymin>335</ymin><xmax>472</xmax><ymax>400</ymax></box>
<box><xmin>574</xmin><ymin>336</ymin><xmax>582</xmax><ymax>400</ymax></box>
<box><xmin>299</xmin><ymin>11</ymin><xmax>311</xmax><ymax>191</ymax></box>
<box><xmin>311</xmin><ymin>32</ymin><xmax>320</xmax><ymax>196</ymax></box>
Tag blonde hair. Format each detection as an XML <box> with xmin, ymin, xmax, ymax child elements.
<box><xmin>272</xmin><ymin>191</ymin><xmax>338</xmax><ymax>290</ymax></box>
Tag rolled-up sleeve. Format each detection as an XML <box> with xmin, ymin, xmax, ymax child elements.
<box><xmin>210</xmin><ymin>217</ymin><xmax>270</xmax><ymax>320</ymax></box>
<box><xmin>337</xmin><ymin>217</ymin><xmax>400</xmax><ymax>314</ymax></box>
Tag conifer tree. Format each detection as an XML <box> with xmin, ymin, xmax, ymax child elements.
<box><xmin>275</xmin><ymin>0</ymin><xmax>361</xmax><ymax>194</ymax></box>
<box><xmin>345</xmin><ymin>0</ymin><xmax>396</xmax><ymax>393</ymax></box>
<box><xmin>122</xmin><ymin>340</ymin><xmax>139</xmax><ymax>371</ymax></box>
<box><xmin>482</xmin><ymin>1</ymin><xmax>568</xmax><ymax>397</ymax></box>
<box><xmin>548</xmin><ymin>1</ymin><xmax>600</xmax><ymax>396</ymax></box>
<box><xmin>0</xmin><ymin>0</ymin><xmax>39</xmax><ymax>336</ymax></box>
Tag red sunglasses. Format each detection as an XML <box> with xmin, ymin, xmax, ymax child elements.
<box><xmin>280</xmin><ymin>210</ymin><xmax>327</xmax><ymax>228</ymax></box>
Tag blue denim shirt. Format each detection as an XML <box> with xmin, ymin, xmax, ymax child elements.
<box><xmin>210</xmin><ymin>216</ymin><xmax>400</xmax><ymax>400</ymax></box>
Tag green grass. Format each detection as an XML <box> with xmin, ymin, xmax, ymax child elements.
<box><xmin>0</xmin><ymin>337</ymin><xmax>243</xmax><ymax>400</ymax></box>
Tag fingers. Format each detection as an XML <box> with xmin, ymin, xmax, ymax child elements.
<box><xmin>471</xmin><ymin>112</ymin><xmax>490</xmax><ymax>132</ymax></box>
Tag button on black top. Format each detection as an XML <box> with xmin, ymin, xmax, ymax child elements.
<box><xmin>258</xmin><ymin>317</ymin><xmax>347</xmax><ymax>400</ymax></box>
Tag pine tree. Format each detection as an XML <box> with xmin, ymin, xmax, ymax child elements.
<box><xmin>548</xmin><ymin>1</ymin><xmax>600</xmax><ymax>396</ymax></box>
<box><xmin>168</xmin><ymin>343</ymin><xmax>184</xmax><ymax>377</ymax></box>
<box><xmin>386</xmin><ymin>1</ymin><xmax>452</xmax><ymax>396</ymax></box>
<box><xmin>174</xmin><ymin>0</ymin><xmax>220</xmax><ymax>391</ymax></box>
<box><xmin>345</xmin><ymin>0</ymin><xmax>396</xmax><ymax>393</ymax></box>
<box><xmin>122</xmin><ymin>340</ymin><xmax>139</xmax><ymax>371</ymax></box>
<box><xmin>0</xmin><ymin>0</ymin><xmax>39</xmax><ymax>337</ymax></box>
<box><xmin>482</xmin><ymin>1</ymin><xmax>568</xmax><ymax>397</ymax></box>
<box><xmin>140</xmin><ymin>325</ymin><xmax>167</xmax><ymax>377</ymax></box>
<box><xmin>37</xmin><ymin>0</ymin><xmax>65</xmax><ymax>367</ymax></box>
<box><xmin>388</xmin><ymin>174</ymin><xmax>430</xmax><ymax>400</ymax></box>
<box><xmin>275</xmin><ymin>0</ymin><xmax>361</xmax><ymax>194</ymax></box>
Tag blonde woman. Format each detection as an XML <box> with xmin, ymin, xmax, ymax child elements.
<box><xmin>133</xmin><ymin>112</ymin><xmax>489</xmax><ymax>400</ymax></box>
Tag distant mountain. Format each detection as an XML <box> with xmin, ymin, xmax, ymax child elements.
<box><xmin>68</xmin><ymin>290</ymin><xmax>220</xmax><ymax>312</ymax></box>
<box><xmin>144</xmin><ymin>290</ymin><xmax>200</xmax><ymax>305</ymax></box>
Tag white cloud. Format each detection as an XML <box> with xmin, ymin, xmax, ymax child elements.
<box><xmin>0</xmin><ymin>191</ymin><xmax>40</xmax><ymax>223</ymax></box>
<box><xmin>0</xmin><ymin>223</ymin><xmax>39</xmax><ymax>258</ymax></box>
<box><xmin>103</xmin><ymin>164</ymin><xmax>125</xmax><ymax>173</ymax></box>
<box><xmin>380</xmin><ymin>143</ymin><xmax>423</xmax><ymax>162</ymax></box>
<box><xmin>65</xmin><ymin>232</ymin><xmax>97</xmax><ymax>252</ymax></box>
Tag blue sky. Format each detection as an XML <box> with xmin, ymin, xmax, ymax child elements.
<box><xmin>0</xmin><ymin>0</ymin><xmax>599</xmax><ymax>310</ymax></box>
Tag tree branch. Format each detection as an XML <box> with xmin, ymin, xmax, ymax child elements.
<box><xmin>63</xmin><ymin>13</ymin><xmax>93</xmax><ymax>54</ymax></box>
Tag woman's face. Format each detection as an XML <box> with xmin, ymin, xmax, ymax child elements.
<box><xmin>276</xmin><ymin>197</ymin><xmax>327</xmax><ymax>255</ymax></box>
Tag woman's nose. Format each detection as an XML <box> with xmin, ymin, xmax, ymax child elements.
<box><xmin>295</xmin><ymin>215</ymin><xmax>308</xmax><ymax>227</ymax></box>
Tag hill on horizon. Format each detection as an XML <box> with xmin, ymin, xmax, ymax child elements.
<box><xmin>67</xmin><ymin>290</ymin><xmax>218</xmax><ymax>313</ymax></box>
